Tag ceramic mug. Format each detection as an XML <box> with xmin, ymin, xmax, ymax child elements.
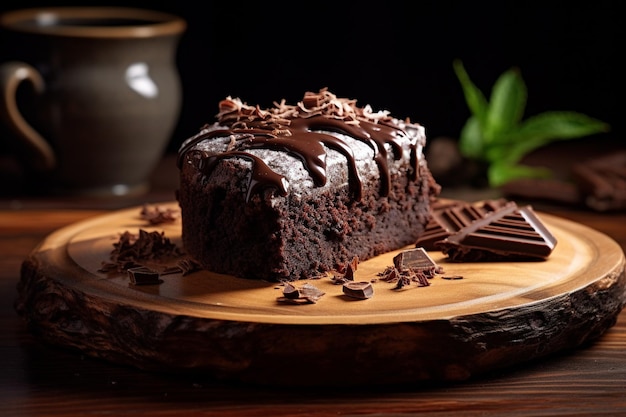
<box><xmin>0</xmin><ymin>7</ymin><xmax>186</xmax><ymax>196</ymax></box>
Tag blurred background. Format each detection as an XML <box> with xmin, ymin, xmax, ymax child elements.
<box><xmin>1</xmin><ymin>0</ymin><xmax>623</xmax><ymax>190</ymax></box>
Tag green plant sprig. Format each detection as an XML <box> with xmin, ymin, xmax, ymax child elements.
<box><xmin>453</xmin><ymin>59</ymin><xmax>610</xmax><ymax>187</ymax></box>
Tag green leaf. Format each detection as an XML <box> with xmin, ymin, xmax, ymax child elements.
<box><xmin>485</xmin><ymin>111</ymin><xmax>610</xmax><ymax>164</ymax></box>
<box><xmin>488</xmin><ymin>162</ymin><xmax>552</xmax><ymax>187</ymax></box>
<box><xmin>484</xmin><ymin>67</ymin><xmax>527</xmax><ymax>142</ymax></box>
<box><xmin>458</xmin><ymin>116</ymin><xmax>485</xmax><ymax>160</ymax></box>
<box><xmin>452</xmin><ymin>60</ymin><xmax>611</xmax><ymax>188</ymax></box>
<box><xmin>453</xmin><ymin>59</ymin><xmax>489</xmax><ymax>124</ymax></box>
<box><xmin>481</xmin><ymin>142</ymin><xmax>510</xmax><ymax>163</ymax></box>
<box><xmin>515</xmin><ymin>111</ymin><xmax>609</xmax><ymax>141</ymax></box>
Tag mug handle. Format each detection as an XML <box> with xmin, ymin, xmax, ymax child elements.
<box><xmin>0</xmin><ymin>61</ymin><xmax>56</xmax><ymax>171</ymax></box>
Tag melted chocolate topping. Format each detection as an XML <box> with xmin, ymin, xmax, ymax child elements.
<box><xmin>178</xmin><ymin>89</ymin><xmax>422</xmax><ymax>202</ymax></box>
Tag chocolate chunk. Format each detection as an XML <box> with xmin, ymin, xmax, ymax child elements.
<box><xmin>342</xmin><ymin>281</ymin><xmax>374</xmax><ymax>299</ymax></box>
<box><xmin>436</xmin><ymin>203</ymin><xmax>557</xmax><ymax>261</ymax></box>
<box><xmin>128</xmin><ymin>266</ymin><xmax>162</xmax><ymax>285</ymax></box>
<box><xmin>277</xmin><ymin>283</ymin><xmax>325</xmax><ymax>304</ymax></box>
<box><xmin>571</xmin><ymin>151</ymin><xmax>626</xmax><ymax>211</ymax></box>
<box><xmin>417</xmin><ymin>198</ymin><xmax>511</xmax><ymax>250</ymax></box>
<box><xmin>282</xmin><ymin>282</ymin><xmax>300</xmax><ymax>299</ymax></box>
<box><xmin>393</xmin><ymin>247</ymin><xmax>437</xmax><ymax>272</ymax></box>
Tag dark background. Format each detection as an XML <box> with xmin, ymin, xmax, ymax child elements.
<box><xmin>1</xmin><ymin>0</ymin><xmax>623</xmax><ymax>156</ymax></box>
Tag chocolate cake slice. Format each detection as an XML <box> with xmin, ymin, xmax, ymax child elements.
<box><xmin>436</xmin><ymin>203</ymin><xmax>557</xmax><ymax>262</ymax></box>
<box><xmin>177</xmin><ymin>89</ymin><xmax>440</xmax><ymax>281</ymax></box>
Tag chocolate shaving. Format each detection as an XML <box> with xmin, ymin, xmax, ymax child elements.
<box><xmin>378</xmin><ymin>266</ymin><xmax>400</xmax><ymax>282</ymax></box>
<box><xmin>98</xmin><ymin>229</ymin><xmax>183</xmax><ymax>273</ymax></box>
<box><xmin>161</xmin><ymin>258</ymin><xmax>203</xmax><ymax>276</ymax></box>
<box><xmin>299</xmin><ymin>283</ymin><xmax>325</xmax><ymax>302</ymax></box>
<box><xmin>411</xmin><ymin>270</ymin><xmax>431</xmax><ymax>287</ymax></box>
<box><xmin>384</xmin><ymin>268</ymin><xmax>427</xmax><ymax>288</ymax></box>
<box><xmin>216</xmin><ymin>88</ymin><xmax>396</xmax><ymax>136</ymax></box>
<box><xmin>330</xmin><ymin>256</ymin><xmax>359</xmax><ymax>284</ymax></box>
<box><xmin>393</xmin><ymin>275</ymin><xmax>412</xmax><ymax>290</ymax></box>
<box><xmin>140</xmin><ymin>204</ymin><xmax>180</xmax><ymax>225</ymax></box>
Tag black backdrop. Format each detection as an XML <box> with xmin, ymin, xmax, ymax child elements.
<box><xmin>1</xmin><ymin>1</ymin><xmax>623</xmax><ymax>154</ymax></box>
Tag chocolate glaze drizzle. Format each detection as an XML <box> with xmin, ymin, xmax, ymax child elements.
<box><xmin>178</xmin><ymin>88</ymin><xmax>422</xmax><ymax>202</ymax></box>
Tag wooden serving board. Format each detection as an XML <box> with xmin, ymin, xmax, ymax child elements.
<box><xmin>16</xmin><ymin>202</ymin><xmax>626</xmax><ymax>387</ymax></box>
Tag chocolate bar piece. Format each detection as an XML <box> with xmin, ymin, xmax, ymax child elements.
<box><xmin>436</xmin><ymin>204</ymin><xmax>557</xmax><ymax>261</ymax></box>
<box><xmin>393</xmin><ymin>247</ymin><xmax>437</xmax><ymax>272</ymax></box>
<box><xmin>416</xmin><ymin>198</ymin><xmax>511</xmax><ymax>250</ymax></box>
<box><xmin>571</xmin><ymin>151</ymin><xmax>626</xmax><ymax>212</ymax></box>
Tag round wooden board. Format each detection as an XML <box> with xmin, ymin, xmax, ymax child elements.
<box><xmin>16</xmin><ymin>202</ymin><xmax>626</xmax><ymax>387</ymax></box>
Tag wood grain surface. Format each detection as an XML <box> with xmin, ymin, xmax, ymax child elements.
<box><xmin>3</xmin><ymin>206</ymin><xmax>626</xmax><ymax>416</ymax></box>
<box><xmin>12</xmin><ymin>202</ymin><xmax>626</xmax><ymax>388</ymax></box>
<box><xmin>3</xmin><ymin>148</ymin><xmax>626</xmax><ymax>415</ymax></box>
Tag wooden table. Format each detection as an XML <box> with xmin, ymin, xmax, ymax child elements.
<box><xmin>2</xmin><ymin>154</ymin><xmax>626</xmax><ymax>416</ymax></box>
